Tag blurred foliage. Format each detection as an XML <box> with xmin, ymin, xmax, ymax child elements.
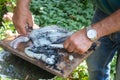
<box><xmin>0</xmin><ymin>20</ymin><xmax>15</xmax><ymax>39</ymax></box>
<box><xmin>0</xmin><ymin>0</ymin><xmax>16</xmax><ymax>26</ymax></box>
<box><xmin>0</xmin><ymin>0</ymin><xmax>16</xmax><ymax>40</ymax></box>
<box><xmin>110</xmin><ymin>53</ymin><xmax>117</xmax><ymax>80</ymax></box>
<box><xmin>54</xmin><ymin>61</ymin><xmax>89</xmax><ymax>80</ymax></box>
<box><xmin>30</xmin><ymin>0</ymin><xmax>94</xmax><ymax>31</ymax></box>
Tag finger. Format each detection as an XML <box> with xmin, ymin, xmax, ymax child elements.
<box><xmin>13</xmin><ymin>23</ymin><xmax>21</xmax><ymax>34</ymax></box>
<box><xmin>18</xmin><ymin>23</ymin><xmax>27</xmax><ymax>35</ymax></box>
<box><xmin>25</xmin><ymin>24</ymin><xmax>32</xmax><ymax>33</ymax></box>
<box><xmin>67</xmin><ymin>43</ymin><xmax>75</xmax><ymax>52</ymax></box>
<box><xmin>63</xmin><ymin>39</ymin><xmax>70</xmax><ymax>49</ymax></box>
<box><xmin>74</xmin><ymin>49</ymin><xmax>82</xmax><ymax>54</ymax></box>
<box><xmin>27</xmin><ymin>19</ymin><xmax>33</xmax><ymax>34</ymax></box>
<box><xmin>77</xmin><ymin>48</ymin><xmax>85</xmax><ymax>54</ymax></box>
<box><xmin>16</xmin><ymin>28</ymin><xmax>21</xmax><ymax>34</ymax></box>
<box><xmin>12</xmin><ymin>18</ymin><xmax>27</xmax><ymax>35</ymax></box>
<box><xmin>74</xmin><ymin>47</ymin><xmax>83</xmax><ymax>54</ymax></box>
<box><xmin>27</xmin><ymin>17</ymin><xmax>33</xmax><ymax>28</ymax></box>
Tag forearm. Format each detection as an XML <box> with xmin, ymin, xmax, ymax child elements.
<box><xmin>16</xmin><ymin>0</ymin><xmax>31</xmax><ymax>9</ymax></box>
<box><xmin>92</xmin><ymin>9</ymin><xmax>120</xmax><ymax>39</ymax></box>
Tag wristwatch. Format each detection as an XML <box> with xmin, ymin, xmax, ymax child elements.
<box><xmin>86</xmin><ymin>26</ymin><xmax>97</xmax><ymax>42</ymax></box>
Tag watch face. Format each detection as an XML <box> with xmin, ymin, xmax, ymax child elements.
<box><xmin>87</xmin><ymin>29</ymin><xmax>97</xmax><ymax>39</ymax></box>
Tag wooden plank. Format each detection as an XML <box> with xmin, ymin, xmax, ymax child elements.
<box><xmin>0</xmin><ymin>36</ymin><xmax>95</xmax><ymax>78</ymax></box>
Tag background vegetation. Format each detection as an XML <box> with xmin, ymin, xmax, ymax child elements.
<box><xmin>0</xmin><ymin>0</ymin><xmax>116</xmax><ymax>80</ymax></box>
<box><xmin>30</xmin><ymin>0</ymin><xmax>94</xmax><ymax>30</ymax></box>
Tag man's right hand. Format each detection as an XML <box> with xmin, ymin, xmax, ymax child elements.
<box><xmin>12</xmin><ymin>0</ymin><xmax>33</xmax><ymax>36</ymax></box>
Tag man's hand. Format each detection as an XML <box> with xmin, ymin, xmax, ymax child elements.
<box><xmin>12</xmin><ymin>0</ymin><xmax>33</xmax><ymax>35</ymax></box>
<box><xmin>64</xmin><ymin>9</ymin><xmax>120</xmax><ymax>54</ymax></box>
<box><xmin>64</xmin><ymin>28</ymin><xmax>93</xmax><ymax>54</ymax></box>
